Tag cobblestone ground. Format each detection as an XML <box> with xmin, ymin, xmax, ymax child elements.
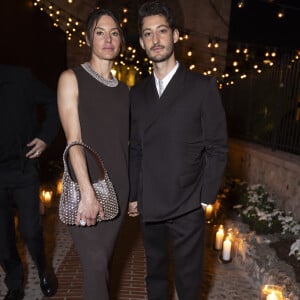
<box><xmin>0</xmin><ymin>204</ymin><xmax>260</xmax><ymax>300</ymax></box>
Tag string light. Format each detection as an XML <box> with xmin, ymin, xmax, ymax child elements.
<box><xmin>214</xmin><ymin>40</ymin><xmax>220</xmax><ymax>48</ymax></box>
<box><xmin>33</xmin><ymin>0</ymin><xmax>299</xmax><ymax>86</ymax></box>
<box><xmin>277</xmin><ymin>10</ymin><xmax>285</xmax><ymax>18</ymax></box>
<box><xmin>237</xmin><ymin>0</ymin><xmax>245</xmax><ymax>9</ymax></box>
<box><xmin>207</xmin><ymin>39</ymin><xmax>212</xmax><ymax>48</ymax></box>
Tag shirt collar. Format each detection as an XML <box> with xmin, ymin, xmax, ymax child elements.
<box><xmin>154</xmin><ymin>61</ymin><xmax>179</xmax><ymax>94</ymax></box>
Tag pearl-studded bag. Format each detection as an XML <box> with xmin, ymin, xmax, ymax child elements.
<box><xmin>59</xmin><ymin>141</ymin><xmax>119</xmax><ymax>225</ymax></box>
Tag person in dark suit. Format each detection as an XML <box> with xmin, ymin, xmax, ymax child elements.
<box><xmin>0</xmin><ymin>65</ymin><xmax>59</xmax><ymax>300</ymax></box>
<box><xmin>128</xmin><ymin>1</ymin><xmax>228</xmax><ymax>299</ymax></box>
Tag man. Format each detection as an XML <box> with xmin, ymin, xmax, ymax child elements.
<box><xmin>0</xmin><ymin>65</ymin><xmax>59</xmax><ymax>300</ymax></box>
<box><xmin>128</xmin><ymin>1</ymin><xmax>228</xmax><ymax>299</ymax></box>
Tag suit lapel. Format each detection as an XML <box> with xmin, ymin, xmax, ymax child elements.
<box><xmin>160</xmin><ymin>65</ymin><xmax>185</xmax><ymax>102</ymax></box>
<box><xmin>143</xmin><ymin>65</ymin><xmax>186</xmax><ymax>133</ymax></box>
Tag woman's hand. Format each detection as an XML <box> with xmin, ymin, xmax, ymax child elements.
<box><xmin>76</xmin><ymin>190</ymin><xmax>105</xmax><ymax>226</ymax></box>
<box><xmin>128</xmin><ymin>201</ymin><xmax>139</xmax><ymax>217</ymax></box>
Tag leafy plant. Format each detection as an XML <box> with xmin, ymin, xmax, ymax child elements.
<box><xmin>227</xmin><ymin>178</ymin><xmax>299</xmax><ymax>238</ymax></box>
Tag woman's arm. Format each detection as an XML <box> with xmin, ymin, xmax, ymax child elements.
<box><xmin>57</xmin><ymin>69</ymin><xmax>104</xmax><ymax>226</ymax></box>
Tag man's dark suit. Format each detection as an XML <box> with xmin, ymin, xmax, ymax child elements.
<box><xmin>129</xmin><ymin>65</ymin><xmax>228</xmax><ymax>299</ymax></box>
<box><xmin>0</xmin><ymin>65</ymin><xmax>59</xmax><ymax>291</ymax></box>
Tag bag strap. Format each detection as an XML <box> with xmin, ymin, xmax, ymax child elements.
<box><xmin>63</xmin><ymin>141</ymin><xmax>106</xmax><ymax>181</ymax></box>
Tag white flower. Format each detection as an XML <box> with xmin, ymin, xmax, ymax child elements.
<box><xmin>289</xmin><ymin>239</ymin><xmax>300</xmax><ymax>260</ymax></box>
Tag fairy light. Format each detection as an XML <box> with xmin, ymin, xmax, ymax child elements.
<box><xmin>277</xmin><ymin>10</ymin><xmax>285</xmax><ymax>18</ymax></box>
<box><xmin>237</xmin><ymin>0</ymin><xmax>245</xmax><ymax>8</ymax></box>
<box><xmin>33</xmin><ymin>0</ymin><xmax>298</xmax><ymax>86</ymax></box>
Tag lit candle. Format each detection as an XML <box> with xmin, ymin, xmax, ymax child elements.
<box><xmin>261</xmin><ymin>285</ymin><xmax>284</xmax><ymax>300</ymax></box>
<box><xmin>57</xmin><ymin>179</ymin><xmax>63</xmax><ymax>195</ymax></box>
<box><xmin>215</xmin><ymin>226</ymin><xmax>224</xmax><ymax>250</ymax></box>
<box><xmin>205</xmin><ymin>204</ymin><xmax>213</xmax><ymax>220</ymax></box>
<box><xmin>44</xmin><ymin>191</ymin><xmax>52</xmax><ymax>202</ymax></box>
<box><xmin>222</xmin><ymin>238</ymin><xmax>232</xmax><ymax>261</ymax></box>
<box><xmin>41</xmin><ymin>190</ymin><xmax>53</xmax><ymax>207</ymax></box>
<box><xmin>266</xmin><ymin>292</ymin><xmax>279</xmax><ymax>300</ymax></box>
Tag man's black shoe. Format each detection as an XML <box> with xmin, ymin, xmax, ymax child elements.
<box><xmin>39</xmin><ymin>269</ymin><xmax>58</xmax><ymax>297</ymax></box>
<box><xmin>4</xmin><ymin>288</ymin><xmax>24</xmax><ymax>300</ymax></box>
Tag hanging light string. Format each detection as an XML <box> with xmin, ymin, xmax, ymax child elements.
<box><xmin>32</xmin><ymin>0</ymin><xmax>300</xmax><ymax>87</ymax></box>
<box><xmin>235</xmin><ymin>0</ymin><xmax>300</xmax><ymax>19</ymax></box>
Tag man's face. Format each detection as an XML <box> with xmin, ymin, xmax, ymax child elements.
<box><xmin>139</xmin><ymin>14</ymin><xmax>179</xmax><ymax>63</ymax></box>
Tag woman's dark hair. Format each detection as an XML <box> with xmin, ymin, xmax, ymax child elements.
<box><xmin>138</xmin><ymin>1</ymin><xmax>176</xmax><ymax>36</ymax></box>
<box><xmin>86</xmin><ymin>8</ymin><xmax>125</xmax><ymax>52</ymax></box>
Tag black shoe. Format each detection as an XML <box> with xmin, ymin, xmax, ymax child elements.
<box><xmin>4</xmin><ymin>288</ymin><xmax>24</xmax><ymax>300</ymax></box>
<box><xmin>39</xmin><ymin>269</ymin><xmax>58</xmax><ymax>297</ymax></box>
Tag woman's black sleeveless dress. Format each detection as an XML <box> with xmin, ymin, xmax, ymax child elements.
<box><xmin>68</xmin><ymin>65</ymin><xmax>129</xmax><ymax>300</ymax></box>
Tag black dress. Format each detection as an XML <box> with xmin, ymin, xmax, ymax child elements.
<box><xmin>68</xmin><ymin>65</ymin><xmax>129</xmax><ymax>300</ymax></box>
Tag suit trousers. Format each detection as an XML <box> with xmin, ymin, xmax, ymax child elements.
<box><xmin>0</xmin><ymin>165</ymin><xmax>46</xmax><ymax>290</ymax></box>
<box><xmin>141</xmin><ymin>207</ymin><xmax>206</xmax><ymax>300</ymax></box>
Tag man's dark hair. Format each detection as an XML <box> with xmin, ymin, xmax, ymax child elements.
<box><xmin>138</xmin><ymin>1</ymin><xmax>176</xmax><ymax>36</ymax></box>
<box><xmin>86</xmin><ymin>8</ymin><xmax>125</xmax><ymax>52</ymax></box>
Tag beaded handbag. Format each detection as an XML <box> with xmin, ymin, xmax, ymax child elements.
<box><xmin>59</xmin><ymin>141</ymin><xmax>119</xmax><ymax>225</ymax></box>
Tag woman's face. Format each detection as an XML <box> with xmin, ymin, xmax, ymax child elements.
<box><xmin>89</xmin><ymin>15</ymin><xmax>121</xmax><ymax>61</ymax></box>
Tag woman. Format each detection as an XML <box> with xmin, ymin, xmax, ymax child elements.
<box><xmin>57</xmin><ymin>8</ymin><xmax>129</xmax><ymax>299</ymax></box>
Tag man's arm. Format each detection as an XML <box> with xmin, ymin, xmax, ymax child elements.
<box><xmin>128</xmin><ymin>90</ymin><xmax>142</xmax><ymax>217</ymax></box>
<box><xmin>200</xmin><ymin>77</ymin><xmax>228</xmax><ymax>205</ymax></box>
<box><xmin>30</xmin><ymin>71</ymin><xmax>60</xmax><ymax>145</ymax></box>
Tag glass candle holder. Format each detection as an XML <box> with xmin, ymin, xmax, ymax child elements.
<box><xmin>260</xmin><ymin>285</ymin><xmax>285</xmax><ymax>300</ymax></box>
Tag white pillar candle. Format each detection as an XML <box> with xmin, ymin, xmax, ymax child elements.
<box><xmin>222</xmin><ymin>238</ymin><xmax>232</xmax><ymax>261</ymax></box>
<box><xmin>215</xmin><ymin>226</ymin><xmax>224</xmax><ymax>250</ymax></box>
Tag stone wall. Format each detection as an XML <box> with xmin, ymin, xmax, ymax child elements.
<box><xmin>227</xmin><ymin>139</ymin><xmax>300</xmax><ymax>221</ymax></box>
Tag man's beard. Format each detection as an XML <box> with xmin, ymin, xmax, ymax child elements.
<box><xmin>146</xmin><ymin>45</ymin><xmax>174</xmax><ymax>63</ymax></box>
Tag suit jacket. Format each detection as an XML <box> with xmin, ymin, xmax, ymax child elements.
<box><xmin>0</xmin><ymin>64</ymin><xmax>59</xmax><ymax>171</ymax></box>
<box><xmin>129</xmin><ymin>65</ymin><xmax>228</xmax><ymax>222</ymax></box>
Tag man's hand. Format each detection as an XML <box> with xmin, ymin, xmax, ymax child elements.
<box><xmin>128</xmin><ymin>201</ymin><xmax>139</xmax><ymax>217</ymax></box>
<box><xmin>26</xmin><ymin>138</ymin><xmax>47</xmax><ymax>159</ymax></box>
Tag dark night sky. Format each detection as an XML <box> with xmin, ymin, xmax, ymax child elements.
<box><xmin>229</xmin><ymin>0</ymin><xmax>300</xmax><ymax>50</ymax></box>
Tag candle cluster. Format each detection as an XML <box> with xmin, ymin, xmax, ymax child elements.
<box><xmin>214</xmin><ymin>225</ymin><xmax>234</xmax><ymax>263</ymax></box>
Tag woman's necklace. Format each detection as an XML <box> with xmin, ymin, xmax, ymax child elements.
<box><xmin>81</xmin><ymin>62</ymin><xmax>118</xmax><ymax>87</ymax></box>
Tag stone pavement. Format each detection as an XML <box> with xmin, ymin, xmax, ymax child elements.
<box><xmin>0</xmin><ymin>201</ymin><xmax>263</xmax><ymax>300</ymax></box>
